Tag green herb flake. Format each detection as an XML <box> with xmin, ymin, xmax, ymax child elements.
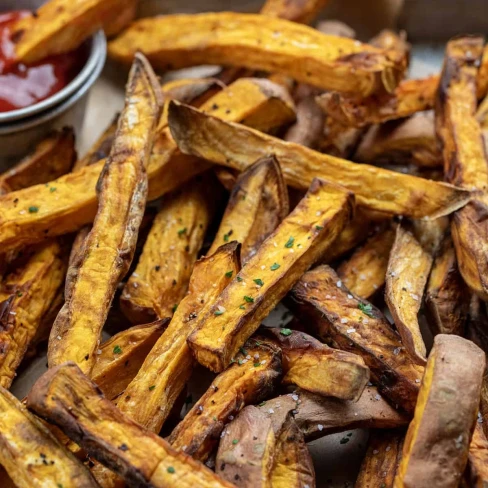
<box><xmin>238</xmin><ymin>359</ymin><xmax>243</xmax><ymax>365</ymax></box>
<box><xmin>148</xmin><ymin>385</ymin><xmax>156</xmax><ymax>391</ymax></box>
<box><xmin>172</xmin><ymin>304</ymin><xmax>178</xmax><ymax>313</ymax></box>
<box><xmin>240</xmin><ymin>347</ymin><xmax>248</xmax><ymax>355</ymax></box>
<box><xmin>28</xmin><ymin>206</ymin><xmax>39</xmax><ymax>213</ymax></box>
<box><xmin>358</xmin><ymin>302</ymin><xmax>374</xmax><ymax>317</ymax></box>
<box><xmin>225</xmin><ymin>271</ymin><xmax>233</xmax><ymax>278</ymax></box>
<box><xmin>253</xmin><ymin>278</ymin><xmax>264</xmax><ymax>286</ymax></box>
<box><xmin>340</xmin><ymin>437</ymin><xmax>350</xmax><ymax>445</ymax></box>
<box><xmin>232</xmin><ymin>439</ymin><xmax>239</xmax><ymax>445</ymax></box>
<box><xmin>270</xmin><ymin>263</ymin><xmax>280</xmax><ymax>271</ymax></box>
<box><xmin>17</xmin><ymin>292</ymin><xmax>23</xmax><ymax>297</ymax></box>
<box><xmin>243</xmin><ymin>295</ymin><xmax>254</xmax><ymax>303</ymax></box>
<box><xmin>284</xmin><ymin>236</ymin><xmax>295</xmax><ymax>248</ymax></box>
<box><xmin>223</xmin><ymin>229</ymin><xmax>233</xmax><ymax>242</ymax></box>
<box><xmin>177</xmin><ymin>227</ymin><xmax>187</xmax><ymax>236</ymax></box>
<box><xmin>237</xmin><ymin>276</ymin><xmax>243</xmax><ymax>282</ymax></box>
<box><xmin>214</xmin><ymin>310</ymin><xmax>224</xmax><ymax>316</ymax></box>
<box><xmin>239</xmin><ymin>304</ymin><xmax>245</xmax><ymax>309</ymax></box>
<box><xmin>280</xmin><ymin>328</ymin><xmax>292</xmax><ymax>336</ymax></box>
<box><xmin>213</xmin><ymin>416</ymin><xmax>217</xmax><ymax>421</ymax></box>
<box><xmin>50</xmin><ymin>187</ymin><xmax>57</xmax><ymax>192</ymax></box>
<box><xmin>254</xmin><ymin>362</ymin><xmax>260</xmax><ymax>367</ymax></box>
<box><xmin>315</xmin><ymin>225</ymin><xmax>323</xmax><ymax>231</ymax></box>
<box><xmin>167</xmin><ymin>466</ymin><xmax>175</xmax><ymax>474</ymax></box>
<box><xmin>258</xmin><ymin>401</ymin><xmax>266</xmax><ymax>407</ymax></box>
<box><xmin>113</xmin><ymin>345</ymin><xmax>122</xmax><ymax>354</ymax></box>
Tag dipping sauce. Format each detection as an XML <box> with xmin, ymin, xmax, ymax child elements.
<box><xmin>0</xmin><ymin>10</ymin><xmax>89</xmax><ymax>113</ymax></box>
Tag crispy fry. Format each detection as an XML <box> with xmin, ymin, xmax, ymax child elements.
<box><xmin>385</xmin><ymin>224</ymin><xmax>432</xmax><ymax>365</ymax></box>
<box><xmin>48</xmin><ymin>54</ymin><xmax>162</xmax><ymax>375</ymax></box>
<box><xmin>109</xmin><ymin>13</ymin><xmax>406</xmax><ymax>96</ymax></box>
<box><xmin>0</xmin><ymin>385</ymin><xmax>97</xmax><ymax>488</ymax></box>
<box><xmin>216</xmin><ymin>405</ymin><xmax>275</xmax><ymax>488</ymax></box>
<box><xmin>168</xmin><ymin>339</ymin><xmax>282</xmax><ymax>462</ymax></box>
<box><xmin>288</xmin><ymin>265</ymin><xmax>424</xmax><ymax>413</ymax></box>
<box><xmin>121</xmin><ymin>174</ymin><xmax>217</xmax><ymax>324</ymax></box>
<box><xmin>91</xmin><ymin>319</ymin><xmax>169</xmax><ymax>401</ymax></box>
<box><xmin>0</xmin><ymin>78</ymin><xmax>294</xmax><ymax>253</ymax></box>
<box><xmin>355</xmin><ymin>430</ymin><xmax>403</xmax><ymax>488</ymax></box>
<box><xmin>436</xmin><ymin>37</ymin><xmax>488</xmax><ymax>301</ymax></box>
<box><xmin>187</xmin><ymin>179</ymin><xmax>354</xmax><ymax>373</ymax></box>
<box><xmin>284</xmin><ymin>96</ymin><xmax>325</xmax><ymax>149</ymax></box>
<box><xmin>168</xmin><ymin>101</ymin><xmax>471</xmax><ymax>219</ymax></box>
<box><xmin>425</xmin><ymin>234</ymin><xmax>469</xmax><ymax>336</ymax></box>
<box><xmin>208</xmin><ymin>156</ymin><xmax>289</xmax><ymax>263</ymax></box>
<box><xmin>26</xmin><ymin>363</ymin><xmax>234</xmax><ymax>488</ymax></box>
<box><xmin>466</xmin><ymin>423</ymin><xmax>488</xmax><ymax>488</ymax></box>
<box><xmin>264</xmin><ymin>328</ymin><xmax>369</xmax><ymax>401</ymax></box>
<box><xmin>394</xmin><ymin>334</ymin><xmax>485</xmax><ymax>488</ymax></box>
<box><xmin>337</xmin><ymin>225</ymin><xmax>395</xmax><ymax>299</ymax></box>
<box><xmin>259</xmin><ymin>0</ymin><xmax>330</xmax><ymax>24</ymax></box>
<box><xmin>0</xmin><ymin>239</ymin><xmax>68</xmax><ymax>388</ymax></box>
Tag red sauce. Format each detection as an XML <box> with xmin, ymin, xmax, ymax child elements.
<box><xmin>0</xmin><ymin>10</ymin><xmax>89</xmax><ymax>113</ymax></box>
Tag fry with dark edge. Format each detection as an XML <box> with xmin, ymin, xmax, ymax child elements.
<box><xmin>394</xmin><ymin>334</ymin><xmax>485</xmax><ymax>488</ymax></box>
<box><xmin>187</xmin><ymin>179</ymin><xmax>354</xmax><ymax>373</ymax></box>
<box><xmin>168</xmin><ymin>339</ymin><xmax>282</xmax><ymax>462</ymax></box>
<box><xmin>288</xmin><ymin>265</ymin><xmax>424</xmax><ymax>413</ymax></box>
<box><xmin>109</xmin><ymin>13</ymin><xmax>406</xmax><ymax>96</ymax></box>
<box><xmin>355</xmin><ymin>430</ymin><xmax>403</xmax><ymax>488</ymax></box>
<box><xmin>168</xmin><ymin>101</ymin><xmax>471</xmax><ymax>219</ymax></box>
<box><xmin>259</xmin><ymin>0</ymin><xmax>330</xmax><ymax>24</ymax></box>
<box><xmin>436</xmin><ymin>36</ymin><xmax>488</xmax><ymax>301</ymax></box>
<box><xmin>208</xmin><ymin>156</ymin><xmax>289</xmax><ymax>263</ymax></box>
<box><xmin>48</xmin><ymin>54</ymin><xmax>163</xmax><ymax>375</ymax></box>
<box><xmin>26</xmin><ymin>362</ymin><xmax>235</xmax><ymax>488</ymax></box>
<box><xmin>263</xmin><ymin>328</ymin><xmax>369</xmax><ymax>401</ymax></box>
<box><xmin>0</xmin><ymin>385</ymin><xmax>97</xmax><ymax>488</ymax></box>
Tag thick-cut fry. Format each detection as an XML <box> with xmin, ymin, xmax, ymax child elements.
<box><xmin>436</xmin><ymin>37</ymin><xmax>488</xmax><ymax>301</ymax></box>
<box><xmin>284</xmin><ymin>96</ymin><xmax>325</xmax><ymax>149</ymax></box>
<box><xmin>288</xmin><ymin>265</ymin><xmax>424</xmax><ymax>413</ymax></box>
<box><xmin>385</xmin><ymin>224</ymin><xmax>432</xmax><ymax>365</ymax></box>
<box><xmin>264</xmin><ymin>328</ymin><xmax>369</xmax><ymax>401</ymax></box>
<box><xmin>425</xmin><ymin>234</ymin><xmax>468</xmax><ymax>336</ymax></box>
<box><xmin>11</xmin><ymin>0</ymin><xmax>135</xmax><ymax>64</ymax></box>
<box><xmin>26</xmin><ymin>363</ymin><xmax>234</xmax><ymax>488</ymax></box>
<box><xmin>466</xmin><ymin>423</ymin><xmax>488</xmax><ymax>488</ymax></box>
<box><xmin>0</xmin><ymin>386</ymin><xmax>97</xmax><ymax>488</ymax></box>
<box><xmin>0</xmin><ymin>78</ymin><xmax>295</xmax><ymax>253</ymax></box>
<box><xmin>0</xmin><ymin>239</ymin><xmax>68</xmax><ymax>388</ymax></box>
<box><xmin>259</xmin><ymin>0</ymin><xmax>330</xmax><ymax>24</ymax></box>
<box><xmin>48</xmin><ymin>54</ymin><xmax>162</xmax><ymax>375</ymax></box>
<box><xmin>355</xmin><ymin>430</ymin><xmax>404</xmax><ymax>488</ymax></box>
<box><xmin>337</xmin><ymin>225</ymin><xmax>395</xmax><ymax>299</ymax></box>
<box><xmin>0</xmin><ymin>128</ymin><xmax>76</xmax><ymax>193</ymax></box>
<box><xmin>394</xmin><ymin>334</ymin><xmax>485</xmax><ymax>488</ymax></box>
<box><xmin>121</xmin><ymin>174</ymin><xmax>217</xmax><ymax>324</ymax></box>
<box><xmin>187</xmin><ymin>179</ymin><xmax>353</xmax><ymax>373</ymax></box>
<box><xmin>168</xmin><ymin>101</ymin><xmax>471</xmax><ymax>219</ymax></box>
<box><xmin>168</xmin><ymin>339</ymin><xmax>282</xmax><ymax>462</ymax></box>
<box><xmin>109</xmin><ymin>13</ymin><xmax>406</xmax><ymax>96</ymax></box>
<box><xmin>216</xmin><ymin>405</ymin><xmax>275</xmax><ymax>488</ymax></box>
<box><xmin>91</xmin><ymin>319</ymin><xmax>169</xmax><ymax>401</ymax></box>
<box><xmin>208</xmin><ymin>156</ymin><xmax>289</xmax><ymax>262</ymax></box>
<box><xmin>259</xmin><ymin>387</ymin><xmax>409</xmax><ymax>441</ymax></box>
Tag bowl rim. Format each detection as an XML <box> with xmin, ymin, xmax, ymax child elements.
<box><xmin>0</xmin><ymin>31</ymin><xmax>106</xmax><ymax>135</ymax></box>
<box><xmin>0</xmin><ymin>29</ymin><xmax>106</xmax><ymax>124</ymax></box>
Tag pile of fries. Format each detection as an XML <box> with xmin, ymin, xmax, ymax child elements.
<box><xmin>2</xmin><ymin>0</ymin><xmax>488</xmax><ymax>487</ymax></box>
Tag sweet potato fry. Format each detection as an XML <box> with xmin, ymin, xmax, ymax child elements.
<box><xmin>109</xmin><ymin>13</ymin><xmax>406</xmax><ymax>96</ymax></box>
<box><xmin>91</xmin><ymin>319</ymin><xmax>169</xmax><ymax>401</ymax></box>
<box><xmin>425</xmin><ymin>234</ymin><xmax>469</xmax><ymax>336</ymax></box>
<box><xmin>264</xmin><ymin>328</ymin><xmax>369</xmax><ymax>401</ymax></box>
<box><xmin>208</xmin><ymin>156</ymin><xmax>289</xmax><ymax>263</ymax></box>
<box><xmin>168</xmin><ymin>101</ymin><xmax>471</xmax><ymax>219</ymax></box>
<box><xmin>394</xmin><ymin>334</ymin><xmax>485</xmax><ymax>488</ymax></box>
<box><xmin>48</xmin><ymin>54</ymin><xmax>162</xmax><ymax>375</ymax></box>
<box><xmin>121</xmin><ymin>174</ymin><xmax>217</xmax><ymax>324</ymax></box>
<box><xmin>0</xmin><ymin>78</ymin><xmax>294</xmax><ymax>253</ymax></box>
<box><xmin>465</xmin><ymin>423</ymin><xmax>488</xmax><ymax>488</ymax></box>
<box><xmin>0</xmin><ymin>386</ymin><xmax>97</xmax><ymax>488</ymax></box>
<box><xmin>26</xmin><ymin>363</ymin><xmax>234</xmax><ymax>488</ymax></box>
<box><xmin>187</xmin><ymin>179</ymin><xmax>354</xmax><ymax>373</ymax></box>
<box><xmin>288</xmin><ymin>265</ymin><xmax>424</xmax><ymax>413</ymax></box>
<box><xmin>355</xmin><ymin>430</ymin><xmax>404</xmax><ymax>488</ymax></box>
<box><xmin>436</xmin><ymin>36</ymin><xmax>488</xmax><ymax>301</ymax></box>
<box><xmin>259</xmin><ymin>0</ymin><xmax>330</xmax><ymax>24</ymax></box>
<box><xmin>385</xmin><ymin>224</ymin><xmax>432</xmax><ymax>365</ymax></box>
<box><xmin>216</xmin><ymin>405</ymin><xmax>275</xmax><ymax>488</ymax></box>
<box><xmin>337</xmin><ymin>225</ymin><xmax>395</xmax><ymax>299</ymax></box>
<box><xmin>168</xmin><ymin>339</ymin><xmax>282</xmax><ymax>462</ymax></box>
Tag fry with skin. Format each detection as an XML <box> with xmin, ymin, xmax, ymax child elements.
<box><xmin>259</xmin><ymin>0</ymin><xmax>330</xmax><ymax>24</ymax></box>
<box><xmin>288</xmin><ymin>265</ymin><xmax>424</xmax><ymax>413</ymax></box>
<box><xmin>91</xmin><ymin>319</ymin><xmax>169</xmax><ymax>401</ymax></box>
<box><xmin>168</xmin><ymin>339</ymin><xmax>282</xmax><ymax>462</ymax></box>
<box><xmin>0</xmin><ymin>78</ymin><xmax>295</xmax><ymax>253</ymax></box>
<box><xmin>109</xmin><ymin>13</ymin><xmax>406</xmax><ymax>96</ymax></box>
<box><xmin>394</xmin><ymin>335</ymin><xmax>485</xmax><ymax>488</ymax></box>
<box><xmin>26</xmin><ymin>363</ymin><xmax>235</xmax><ymax>488</ymax></box>
<box><xmin>263</xmin><ymin>328</ymin><xmax>369</xmax><ymax>401</ymax></box>
<box><xmin>284</xmin><ymin>96</ymin><xmax>325</xmax><ymax>149</ymax></box>
<box><xmin>0</xmin><ymin>386</ymin><xmax>97</xmax><ymax>488</ymax></box>
<box><xmin>121</xmin><ymin>174</ymin><xmax>217</xmax><ymax>324</ymax></box>
<box><xmin>187</xmin><ymin>179</ymin><xmax>354</xmax><ymax>373</ymax></box>
<box><xmin>48</xmin><ymin>54</ymin><xmax>162</xmax><ymax>375</ymax></box>
<box><xmin>465</xmin><ymin>423</ymin><xmax>488</xmax><ymax>488</ymax></box>
<box><xmin>436</xmin><ymin>36</ymin><xmax>488</xmax><ymax>301</ymax></box>
<box><xmin>208</xmin><ymin>156</ymin><xmax>289</xmax><ymax>263</ymax></box>
<box><xmin>337</xmin><ymin>225</ymin><xmax>395</xmax><ymax>299</ymax></box>
<box><xmin>168</xmin><ymin>101</ymin><xmax>471</xmax><ymax>219</ymax></box>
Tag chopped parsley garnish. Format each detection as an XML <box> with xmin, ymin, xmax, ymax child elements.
<box><xmin>358</xmin><ymin>302</ymin><xmax>374</xmax><ymax>317</ymax></box>
<box><xmin>254</xmin><ymin>362</ymin><xmax>260</xmax><ymax>367</ymax></box>
<box><xmin>149</xmin><ymin>385</ymin><xmax>156</xmax><ymax>391</ymax></box>
<box><xmin>315</xmin><ymin>225</ymin><xmax>323</xmax><ymax>231</ymax></box>
<box><xmin>232</xmin><ymin>439</ymin><xmax>239</xmax><ymax>445</ymax></box>
<box><xmin>237</xmin><ymin>276</ymin><xmax>243</xmax><ymax>282</ymax></box>
<box><xmin>17</xmin><ymin>292</ymin><xmax>22</xmax><ymax>297</ymax></box>
<box><xmin>243</xmin><ymin>295</ymin><xmax>254</xmax><ymax>303</ymax></box>
<box><xmin>113</xmin><ymin>345</ymin><xmax>122</xmax><ymax>354</ymax></box>
<box><xmin>225</xmin><ymin>271</ymin><xmax>233</xmax><ymax>278</ymax></box>
<box><xmin>167</xmin><ymin>466</ymin><xmax>175</xmax><ymax>474</ymax></box>
<box><xmin>240</xmin><ymin>347</ymin><xmax>248</xmax><ymax>355</ymax></box>
<box><xmin>177</xmin><ymin>227</ymin><xmax>187</xmax><ymax>236</ymax></box>
<box><xmin>214</xmin><ymin>310</ymin><xmax>224</xmax><ymax>316</ymax></box>
<box><xmin>340</xmin><ymin>437</ymin><xmax>350</xmax><ymax>444</ymax></box>
<box><xmin>270</xmin><ymin>263</ymin><xmax>280</xmax><ymax>271</ymax></box>
<box><xmin>284</xmin><ymin>236</ymin><xmax>295</xmax><ymax>248</ymax></box>
<box><xmin>280</xmin><ymin>328</ymin><xmax>292</xmax><ymax>336</ymax></box>
<box><xmin>239</xmin><ymin>305</ymin><xmax>245</xmax><ymax>309</ymax></box>
<box><xmin>223</xmin><ymin>229</ymin><xmax>233</xmax><ymax>242</ymax></box>
<box><xmin>28</xmin><ymin>206</ymin><xmax>39</xmax><ymax>213</ymax></box>
<box><xmin>172</xmin><ymin>304</ymin><xmax>178</xmax><ymax>313</ymax></box>
<box><xmin>258</xmin><ymin>401</ymin><xmax>266</xmax><ymax>407</ymax></box>
<box><xmin>253</xmin><ymin>278</ymin><xmax>264</xmax><ymax>286</ymax></box>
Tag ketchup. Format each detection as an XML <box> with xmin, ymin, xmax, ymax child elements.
<box><xmin>0</xmin><ymin>10</ymin><xmax>89</xmax><ymax>113</ymax></box>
